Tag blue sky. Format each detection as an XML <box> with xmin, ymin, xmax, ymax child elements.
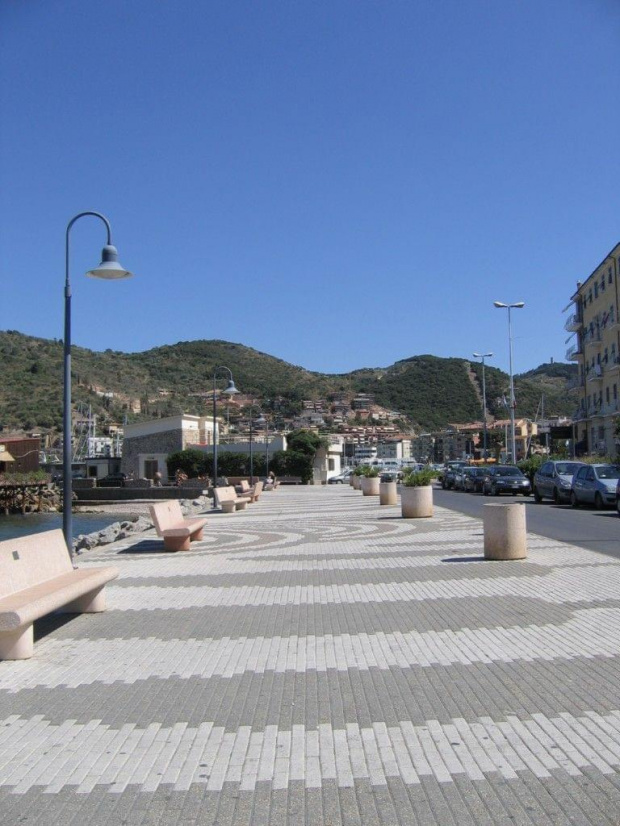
<box><xmin>1</xmin><ymin>0</ymin><xmax>619</xmax><ymax>377</ymax></box>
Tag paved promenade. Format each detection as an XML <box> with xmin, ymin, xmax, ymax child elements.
<box><xmin>1</xmin><ymin>485</ymin><xmax>620</xmax><ymax>824</ymax></box>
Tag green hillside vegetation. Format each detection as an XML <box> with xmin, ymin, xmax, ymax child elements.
<box><xmin>0</xmin><ymin>330</ymin><xmax>577</xmax><ymax>434</ymax></box>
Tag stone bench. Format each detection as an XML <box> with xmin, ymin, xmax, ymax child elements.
<box><xmin>148</xmin><ymin>501</ymin><xmax>208</xmax><ymax>552</ymax></box>
<box><xmin>0</xmin><ymin>529</ymin><xmax>119</xmax><ymax>660</ymax></box>
<box><xmin>234</xmin><ymin>480</ymin><xmax>264</xmax><ymax>502</ymax></box>
<box><xmin>213</xmin><ymin>486</ymin><xmax>250</xmax><ymax>513</ymax></box>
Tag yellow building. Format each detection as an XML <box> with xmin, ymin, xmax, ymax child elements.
<box><xmin>565</xmin><ymin>242</ymin><xmax>620</xmax><ymax>457</ymax></box>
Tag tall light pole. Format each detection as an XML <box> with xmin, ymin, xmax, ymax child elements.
<box><xmin>264</xmin><ymin>419</ymin><xmax>271</xmax><ymax>477</ymax></box>
<box><xmin>247</xmin><ymin>405</ymin><xmax>266</xmax><ymax>482</ymax></box>
<box><xmin>493</xmin><ymin>301</ymin><xmax>525</xmax><ymax>464</ymax></box>
<box><xmin>472</xmin><ymin>352</ymin><xmax>493</xmax><ymax>462</ymax></box>
<box><xmin>64</xmin><ymin>212</ymin><xmax>133</xmax><ymax>558</ymax></box>
<box><xmin>212</xmin><ymin>367</ymin><xmax>239</xmax><ymax>488</ymax></box>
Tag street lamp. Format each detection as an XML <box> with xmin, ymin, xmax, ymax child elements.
<box><xmin>493</xmin><ymin>301</ymin><xmax>525</xmax><ymax>463</ymax></box>
<box><xmin>264</xmin><ymin>419</ymin><xmax>271</xmax><ymax>477</ymax></box>
<box><xmin>212</xmin><ymin>367</ymin><xmax>239</xmax><ymax>488</ymax></box>
<box><xmin>247</xmin><ymin>405</ymin><xmax>266</xmax><ymax>482</ymax></box>
<box><xmin>64</xmin><ymin>211</ymin><xmax>133</xmax><ymax>558</ymax></box>
<box><xmin>472</xmin><ymin>352</ymin><xmax>493</xmax><ymax>461</ymax></box>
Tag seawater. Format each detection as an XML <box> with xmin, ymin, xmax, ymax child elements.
<box><xmin>0</xmin><ymin>513</ymin><xmax>134</xmax><ymax>542</ymax></box>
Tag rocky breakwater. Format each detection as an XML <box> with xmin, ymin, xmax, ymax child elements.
<box><xmin>0</xmin><ymin>482</ymin><xmax>61</xmax><ymax>515</ymax></box>
<box><xmin>74</xmin><ymin>496</ymin><xmax>210</xmax><ymax>554</ymax></box>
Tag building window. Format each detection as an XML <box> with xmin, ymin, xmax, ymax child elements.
<box><xmin>606</xmin><ymin>387</ymin><xmax>610</xmax><ymax>403</ymax></box>
<box><xmin>614</xmin><ymin>384</ymin><xmax>618</xmax><ymax>400</ymax></box>
<box><xmin>609</xmin><ymin>267</ymin><xmax>613</xmax><ymax>285</ymax></box>
<box><xmin>601</xmin><ymin>276</ymin><xmax>605</xmax><ymax>292</ymax></box>
<box><xmin>594</xmin><ymin>283</ymin><xmax>598</xmax><ymax>299</ymax></box>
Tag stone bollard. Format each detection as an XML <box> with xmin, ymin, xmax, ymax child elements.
<box><xmin>483</xmin><ymin>503</ymin><xmax>527</xmax><ymax>560</ymax></box>
<box><xmin>379</xmin><ymin>481</ymin><xmax>398</xmax><ymax>505</ymax></box>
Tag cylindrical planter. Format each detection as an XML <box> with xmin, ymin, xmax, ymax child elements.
<box><xmin>361</xmin><ymin>477</ymin><xmax>380</xmax><ymax>496</ymax></box>
<box><xmin>483</xmin><ymin>503</ymin><xmax>527</xmax><ymax>560</ymax></box>
<box><xmin>401</xmin><ymin>485</ymin><xmax>433</xmax><ymax>518</ymax></box>
<box><xmin>352</xmin><ymin>475</ymin><xmax>362</xmax><ymax>490</ymax></box>
<box><xmin>349</xmin><ymin>474</ymin><xmax>356</xmax><ymax>487</ymax></box>
<box><xmin>379</xmin><ymin>481</ymin><xmax>398</xmax><ymax>505</ymax></box>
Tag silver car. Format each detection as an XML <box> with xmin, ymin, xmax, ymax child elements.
<box><xmin>570</xmin><ymin>464</ymin><xmax>620</xmax><ymax>509</ymax></box>
<box><xmin>533</xmin><ymin>460</ymin><xmax>585</xmax><ymax>505</ymax></box>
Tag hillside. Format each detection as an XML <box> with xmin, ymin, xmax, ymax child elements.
<box><xmin>0</xmin><ymin>330</ymin><xmax>577</xmax><ymax>434</ymax></box>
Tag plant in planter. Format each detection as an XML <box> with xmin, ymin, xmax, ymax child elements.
<box><xmin>359</xmin><ymin>465</ymin><xmax>380</xmax><ymax>495</ymax></box>
<box><xmin>400</xmin><ymin>468</ymin><xmax>437</xmax><ymax>517</ymax></box>
<box><xmin>351</xmin><ymin>466</ymin><xmax>365</xmax><ymax>489</ymax></box>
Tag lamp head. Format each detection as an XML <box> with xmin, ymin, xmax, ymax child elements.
<box><xmin>512</xmin><ymin>301</ymin><xmax>525</xmax><ymax>309</ymax></box>
<box><xmin>493</xmin><ymin>301</ymin><xmax>507</xmax><ymax>308</ymax></box>
<box><xmin>223</xmin><ymin>379</ymin><xmax>239</xmax><ymax>395</ymax></box>
<box><xmin>254</xmin><ymin>415</ymin><xmax>266</xmax><ymax>426</ymax></box>
<box><xmin>86</xmin><ymin>245</ymin><xmax>133</xmax><ymax>280</ymax></box>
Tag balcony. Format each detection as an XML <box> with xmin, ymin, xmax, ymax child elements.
<box><xmin>586</xmin><ymin>363</ymin><xmax>604</xmax><ymax>382</ymax></box>
<box><xmin>564</xmin><ymin>312</ymin><xmax>582</xmax><ymax>332</ymax></box>
<box><xmin>572</xmin><ymin>406</ymin><xmax>587</xmax><ymax>422</ymax></box>
<box><xmin>607</xmin><ymin>356</ymin><xmax>620</xmax><ymax>374</ymax></box>
<box><xmin>583</xmin><ymin>328</ymin><xmax>603</xmax><ymax>349</ymax></box>
<box><xmin>565</xmin><ymin>343</ymin><xmax>583</xmax><ymax>361</ymax></box>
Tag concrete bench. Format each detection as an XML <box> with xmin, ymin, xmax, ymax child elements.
<box><xmin>213</xmin><ymin>486</ymin><xmax>249</xmax><ymax>513</ymax></box>
<box><xmin>234</xmin><ymin>480</ymin><xmax>263</xmax><ymax>502</ymax></box>
<box><xmin>0</xmin><ymin>530</ymin><xmax>119</xmax><ymax>660</ymax></box>
<box><xmin>148</xmin><ymin>501</ymin><xmax>208</xmax><ymax>552</ymax></box>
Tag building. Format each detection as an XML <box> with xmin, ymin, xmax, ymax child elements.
<box><xmin>0</xmin><ymin>435</ymin><xmax>41</xmax><ymax>473</ymax></box>
<box><xmin>565</xmin><ymin>243</ymin><xmax>620</xmax><ymax>457</ymax></box>
<box><xmin>122</xmin><ymin>415</ymin><xmax>216</xmax><ymax>482</ymax></box>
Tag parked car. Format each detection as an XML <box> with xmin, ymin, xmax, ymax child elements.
<box><xmin>462</xmin><ymin>466</ymin><xmax>487</xmax><ymax>493</ymax></box>
<box><xmin>482</xmin><ymin>465</ymin><xmax>531</xmax><ymax>496</ymax></box>
<box><xmin>328</xmin><ymin>470</ymin><xmax>352</xmax><ymax>484</ymax></box>
<box><xmin>533</xmin><ymin>460</ymin><xmax>586</xmax><ymax>505</ymax></box>
<box><xmin>617</xmin><ymin>478</ymin><xmax>620</xmax><ymax>516</ymax></box>
<box><xmin>570</xmin><ymin>464</ymin><xmax>620</xmax><ymax>509</ymax></box>
<box><xmin>98</xmin><ymin>472</ymin><xmax>127</xmax><ymax>487</ymax></box>
<box><xmin>441</xmin><ymin>461</ymin><xmax>469</xmax><ymax>490</ymax></box>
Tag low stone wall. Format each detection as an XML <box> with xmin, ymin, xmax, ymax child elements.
<box><xmin>75</xmin><ymin>487</ymin><xmax>190</xmax><ymax>502</ymax></box>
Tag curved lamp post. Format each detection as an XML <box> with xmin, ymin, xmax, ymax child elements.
<box><xmin>472</xmin><ymin>352</ymin><xmax>493</xmax><ymax>461</ymax></box>
<box><xmin>247</xmin><ymin>405</ymin><xmax>266</xmax><ymax>482</ymax></box>
<box><xmin>212</xmin><ymin>367</ymin><xmax>239</xmax><ymax>487</ymax></box>
<box><xmin>493</xmin><ymin>301</ymin><xmax>525</xmax><ymax>463</ymax></box>
<box><xmin>64</xmin><ymin>212</ymin><xmax>133</xmax><ymax>558</ymax></box>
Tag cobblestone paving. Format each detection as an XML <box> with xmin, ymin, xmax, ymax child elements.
<box><xmin>1</xmin><ymin>485</ymin><xmax>620</xmax><ymax>824</ymax></box>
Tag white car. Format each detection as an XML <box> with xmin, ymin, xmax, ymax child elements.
<box><xmin>328</xmin><ymin>470</ymin><xmax>352</xmax><ymax>484</ymax></box>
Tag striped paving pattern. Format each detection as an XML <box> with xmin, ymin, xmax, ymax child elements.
<box><xmin>1</xmin><ymin>485</ymin><xmax>620</xmax><ymax>824</ymax></box>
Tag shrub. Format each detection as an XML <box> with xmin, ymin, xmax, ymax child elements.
<box><xmin>402</xmin><ymin>468</ymin><xmax>436</xmax><ymax>487</ymax></box>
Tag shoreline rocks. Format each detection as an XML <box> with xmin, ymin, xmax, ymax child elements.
<box><xmin>73</xmin><ymin>496</ymin><xmax>210</xmax><ymax>554</ymax></box>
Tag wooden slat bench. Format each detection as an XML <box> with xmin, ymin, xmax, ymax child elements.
<box><xmin>149</xmin><ymin>501</ymin><xmax>208</xmax><ymax>552</ymax></box>
<box><xmin>0</xmin><ymin>530</ymin><xmax>119</xmax><ymax>660</ymax></box>
<box><xmin>213</xmin><ymin>486</ymin><xmax>250</xmax><ymax>513</ymax></box>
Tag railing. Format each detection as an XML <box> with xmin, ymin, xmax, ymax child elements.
<box><xmin>564</xmin><ymin>312</ymin><xmax>582</xmax><ymax>332</ymax></box>
<box><xmin>586</xmin><ymin>363</ymin><xmax>603</xmax><ymax>381</ymax></box>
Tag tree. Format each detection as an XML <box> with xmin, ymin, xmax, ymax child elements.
<box><xmin>286</xmin><ymin>429</ymin><xmax>327</xmax><ymax>456</ymax></box>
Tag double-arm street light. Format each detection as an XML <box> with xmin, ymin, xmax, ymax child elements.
<box><xmin>212</xmin><ymin>367</ymin><xmax>239</xmax><ymax>487</ymax></box>
<box><xmin>493</xmin><ymin>301</ymin><xmax>525</xmax><ymax>464</ymax></box>
<box><xmin>64</xmin><ymin>212</ymin><xmax>133</xmax><ymax>557</ymax></box>
<box><xmin>472</xmin><ymin>352</ymin><xmax>493</xmax><ymax>461</ymax></box>
<box><xmin>247</xmin><ymin>405</ymin><xmax>266</xmax><ymax>482</ymax></box>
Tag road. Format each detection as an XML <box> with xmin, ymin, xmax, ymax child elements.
<box><xmin>434</xmin><ymin>485</ymin><xmax>620</xmax><ymax>560</ymax></box>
